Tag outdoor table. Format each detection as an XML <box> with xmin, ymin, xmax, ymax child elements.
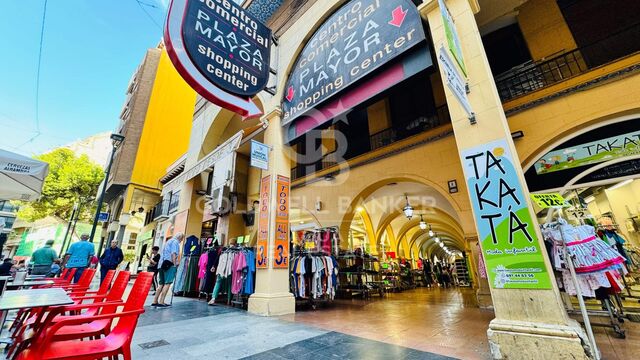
<box><xmin>0</xmin><ymin>288</ymin><xmax>73</xmax><ymax>343</ymax></box>
<box><xmin>26</xmin><ymin>275</ymin><xmax>46</xmax><ymax>280</ymax></box>
<box><xmin>7</xmin><ymin>280</ymin><xmax>55</xmax><ymax>288</ymax></box>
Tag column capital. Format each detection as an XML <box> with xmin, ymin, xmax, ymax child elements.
<box><xmin>262</xmin><ymin>107</ymin><xmax>283</xmax><ymax>123</ymax></box>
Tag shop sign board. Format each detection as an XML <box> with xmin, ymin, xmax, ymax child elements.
<box><xmin>165</xmin><ymin>0</ymin><xmax>271</xmax><ymax>118</ymax></box>
<box><xmin>250</xmin><ymin>140</ymin><xmax>270</xmax><ymax>170</ymax></box>
<box><xmin>273</xmin><ymin>175</ymin><xmax>290</xmax><ymax>268</ymax></box>
<box><xmin>438</xmin><ymin>0</ymin><xmax>466</xmax><ymax>75</ymax></box>
<box><xmin>530</xmin><ymin>193</ymin><xmax>569</xmax><ymax>209</ymax></box>
<box><xmin>534</xmin><ymin>129</ymin><xmax>640</xmax><ymax>175</ymax></box>
<box><xmin>438</xmin><ymin>46</ymin><xmax>473</xmax><ymax>120</ymax></box>
<box><xmin>282</xmin><ymin>0</ymin><xmax>426</xmax><ymax>126</ymax></box>
<box><xmin>461</xmin><ymin>139</ymin><xmax>552</xmax><ymax>289</ymax></box>
<box><xmin>256</xmin><ymin>175</ymin><xmax>271</xmax><ymax>268</ymax></box>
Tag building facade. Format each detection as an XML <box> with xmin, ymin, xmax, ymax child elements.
<box><xmin>157</xmin><ymin>0</ymin><xmax>640</xmax><ymax>358</ymax></box>
<box><xmin>102</xmin><ymin>44</ymin><xmax>196</xmax><ymax>270</ymax></box>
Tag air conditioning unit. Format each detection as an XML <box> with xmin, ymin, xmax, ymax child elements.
<box><xmin>210</xmin><ymin>185</ymin><xmax>231</xmax><ymax>215</ymax></box>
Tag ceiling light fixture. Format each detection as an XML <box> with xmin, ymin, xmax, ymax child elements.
<box><xmin>419</xmin><ymin>215</ymin><xmax>427</xmax><ymax>230</ymax></box>
<box><xmin>428</xmin><ymin>225</ymin><xmax>434</xmax><ymax>237</ymax></box>
<box><xmin>584</xmin><ymin>195</ymin><xmax>595</xmax><ymax>203</ymax></box>
<box><xmin>403</xmin><ymin>194</ymin><xmax>413</xmax><ymax>220</ymax></box>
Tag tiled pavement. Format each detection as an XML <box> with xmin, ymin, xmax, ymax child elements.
<box><xmin>132</xmin><ymin>300</ymin><xmax>457</xmax><ymax>359</ymax></box>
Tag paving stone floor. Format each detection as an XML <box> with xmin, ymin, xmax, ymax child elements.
<box><xmin>132</xmin><ymin>299</ymin><xmax>456</xmax><ymax>359</ymax></box>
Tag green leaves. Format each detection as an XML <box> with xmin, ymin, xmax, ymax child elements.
<box><xmin>16</xmin><ymin>149</ymin><xmax>104</xmax><ymax>222</ymax></box>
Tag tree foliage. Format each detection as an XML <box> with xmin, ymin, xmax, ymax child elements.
<box><xmin>16</xmin><ymin>148</ymin><xmax>104</xmax><ymax>222</ymax></box>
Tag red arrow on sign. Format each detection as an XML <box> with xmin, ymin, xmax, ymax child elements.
<box><xmin>286</xmin><ymin>86</ymin><xmax>295</xmax><ymax>102</ymax></box>
<box><xmin>389</xmin><ymin>6</ymin><xmax>408</xmax><ymax>28</ymax></box>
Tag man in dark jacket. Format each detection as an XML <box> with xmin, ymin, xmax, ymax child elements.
<box><xmin>99</xmin><ymin>240</ymin><xmax>124</xmax><ymax>284</ymax></box>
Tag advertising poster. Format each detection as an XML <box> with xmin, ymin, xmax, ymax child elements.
<box><xmin>273</xmin><ymin>175</ymin><xmax>290</xmax><ymax>268</ymax></box>
<box><xmin>461</xmin><ymin>139</ymin><xmax>552</xmax><ymax>289</ymax></box>
<box><xmin>256</xmin><ymin>175</ymin><xmax>271</xmax><ymax>269</ymax></box>
<box><xmin>534</xmin><ymin>130</ymin><xmax>640</xmax><ymax>174</ymax></box>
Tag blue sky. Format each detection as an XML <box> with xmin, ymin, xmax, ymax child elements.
<box><xmin>0</xmin><ymin>0</ymin><xmax>169</xmax><ymax>156</ymax></box>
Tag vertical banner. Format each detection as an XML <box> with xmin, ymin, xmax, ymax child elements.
<box><xmin>461</xmin><ymin>139</ymin><xmax>552</xmax><ymax>289</ymax></box>
<box><xmin>273</xmin><ymin>175</ymin><xmax>290</xmax><ymax>268</ymax></box>
<box><xmin>256</xmin><ymin>175</ymin><xmax>271</xmax><ymax>269</ymax></box>
<box><xmin>438</xmin><ymin>0</ymin><xmax>466</xmax><ymax>75</ymax></box>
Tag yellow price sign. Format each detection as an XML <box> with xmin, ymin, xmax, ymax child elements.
<box><xmin>531</xmin><ymin>193</ymin><xmax>568</xmax><ymax>208</ymax></box>
<box><xmin>304</xmin><ymin>242</ymin><xmax>316</xmax><ymax>250</ymax></box>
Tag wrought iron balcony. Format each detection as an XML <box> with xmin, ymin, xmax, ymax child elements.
<box><xmin>495</xmin><ymin>23</ymin><xmax>640</xmax><ymax>101</ymax></box>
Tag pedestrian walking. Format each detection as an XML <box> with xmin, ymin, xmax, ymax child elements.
<box><xmin>62</xmin><ymin>234</ymin><xmax>95</xmax><ymax>283</ymax></box>
<box><xmin>146</xmin><ymin>246</ymin><xmax>161</xmax><ymax>293</ymax></box>
<box><xmin>30</xmin><ymin>239</ymin><xmax>59</xmax><ymax>275</ymax></box>
<box><xmin>99</xmin><ymin>239</ymin><xmax>124</xmax><ymax>284</ymax></box>
<box><xmin>152</xmin><ymin>232</ymin><xmax>184</xmax><ymax>308</ymax></box>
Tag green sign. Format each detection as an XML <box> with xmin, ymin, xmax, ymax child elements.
<box><xmin>531</xmin><ymin>193</ymin><xmax>569</xmax><ymax>208</ymax></box>
<box><xmin>535</xmin><ymin>129</ymin><xmax>640</xmax><ymax>174</ymax></box>
<box><xmin>439</xmin><ymin>0</ymin><xmax>466</xmax><ymax>75</ymax></box>
<box><xmin>462</xmin><ymin>139</ymin><xmax>552</xmax><ymax>289</ymax></box>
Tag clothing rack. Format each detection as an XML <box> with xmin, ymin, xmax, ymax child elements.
<box><xmin>542</xmin><ymin>220</ymin><xmax>601</xmax><ymax>359</ymax></box>
<box><xmin>290</xmin><ymin>251</ymin><xmax>338</xmax><ymax>310</ymax></box>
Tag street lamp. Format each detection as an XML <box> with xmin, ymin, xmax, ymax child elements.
<box><xmin>91</xmin><ymin>133</ymin><xmax>125</xmax><ymax>257</ymax></box>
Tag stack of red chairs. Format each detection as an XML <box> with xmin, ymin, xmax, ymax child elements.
<box><xmin>15</xmin><ymin>272</ymin><xmax>153</xmax><ymax>360</ymax></box>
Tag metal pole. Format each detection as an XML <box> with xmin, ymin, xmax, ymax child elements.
<box><xmin>65</xmin><ymin>204</ymin><xmax>81</xmax><ymax>254</ymax></box>
<box><xmin>91</xmin><ymin>145</ymin><xmax>116</xmax><ymax>258</ymax></box>
<box><xmin>60</xmin><ymin>203</ymin><xmax>78</xmax><ymax>255</ymax></box>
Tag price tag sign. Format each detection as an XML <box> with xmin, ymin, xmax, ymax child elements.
<box><xmin>256</xmin><ymin>175</ymin><xmax>271</xmax><ymax>269</ymax></box>
<box><xmin>531</xmin><ymin>193</ymin><xmax>569</xmax><ymax>208</ymax></box>
<box><xmin>304</xmin><ymin>242</ymin><xmax>316</xmax><ymax>250</ymax></box>
<box><xmin>236</xmin><ymin>236</ymin><xmax>244</xmax><ymax>244</ymax></box>
<box><xmin>273</xmin><ymin>176</ymin><xmax>290</xmax><ymax>268</ymax></box>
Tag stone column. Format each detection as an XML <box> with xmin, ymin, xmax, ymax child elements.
<box><xmin>420</xmin><ymin>1</ymin><xmax>590</xmax><ymax>358</ymax></box>
<box><xmin>248</xmin><ymin>109</ymin><xmax>296</xmax><ymax>316</ymax></box>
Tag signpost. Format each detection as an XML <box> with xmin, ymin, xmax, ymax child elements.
<box><xmin>97</xmin><ymin>212</ymin><xmax>109</xmax><ymax>223</ymax></box>
<box><xmin>438</xmin><ymin>46</ymin><xmax>474</xmax><ymax>123</ymax></box>
<box><xmin>438</xmin><ymin>0</ymin><xmax>466</xmax><ymax>75</ymax></box>
<box><xmin>165</xmin><ymin>0</ymin><xmax>271</xmax><ymax>118</ymax></box>
<box><xmin>250</xmin><ymin>140</ymin><xmax>270</xmax><ymax>170</ymax></box>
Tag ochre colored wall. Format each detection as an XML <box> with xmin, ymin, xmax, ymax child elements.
<box><xmin>367</xmin><ymin>99</ymin><xmax>391</xmax><ymax>135</ymax></box>
<box><xmin>131</xmin><ymin>50</ymin><xmax>197</xmax><ymax>188</ymax></box>
<box><xmin>517</xmin><ymin>0</ymin><xmax>577</xmax><ymax>60</ymax></box>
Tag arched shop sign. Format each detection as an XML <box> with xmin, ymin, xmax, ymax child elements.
<box><xmin>282</xmin><ymin>0</ymin><xmax>430</xmax><ymax>140</ymax></box>
<box><xmin>165</xmin><ymin>0</ymin><xmax>272</xmax><ymax>118</ymax></box>
<box><xmin>525</xmin><ymin>118</ymin><xmax>640</xmax><ymax>192</ymax></box>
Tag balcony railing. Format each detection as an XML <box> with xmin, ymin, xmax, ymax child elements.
<box><xmin>291</xmin><ymin>105</ymin><xmax>450</xmax><ymax>181</ymax></box>
<box><xmin>152</xmin><ymin>198</ymin><xmax>170</xmax><ymax>221</ymax></box>
<box><xmin>496</xmin><ymin>23</ymin><xmax>640</xmax><ymax>101</ymax></box>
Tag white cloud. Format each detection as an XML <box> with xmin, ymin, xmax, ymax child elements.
<box><xmin>563</xmin><ymin>148</ymin><xmax>577</xmax><ymax>155</ymax></box>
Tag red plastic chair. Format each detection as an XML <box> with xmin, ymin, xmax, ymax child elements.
<box><xmin>8</xmin><ymin>271</ymin><xmax>130</xmax><ymax>358</ymax></box>
<box><xmin>50</xmin><ymin>268</ymin><xmax>76</xmax><ymax>285</ymax></box>
<box><xmin>17</xmin><ymin>272</ymin><xmax>153</xmax><ymax>360</ymax></box>
<box><xmin>69</xmin><ymin>269</ymin><xmax>115</xmax><ymax>299</ymax></box>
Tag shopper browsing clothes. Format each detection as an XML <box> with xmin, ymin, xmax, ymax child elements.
<box><xmin>99</xmin><ymin>240</ymin><xmax>124</xmax><ymax>284</ymax></box>
<box><xmin>152</xmin><ymin>232</ymin><xmax>184</xmax><ymax>308</ymax></box>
